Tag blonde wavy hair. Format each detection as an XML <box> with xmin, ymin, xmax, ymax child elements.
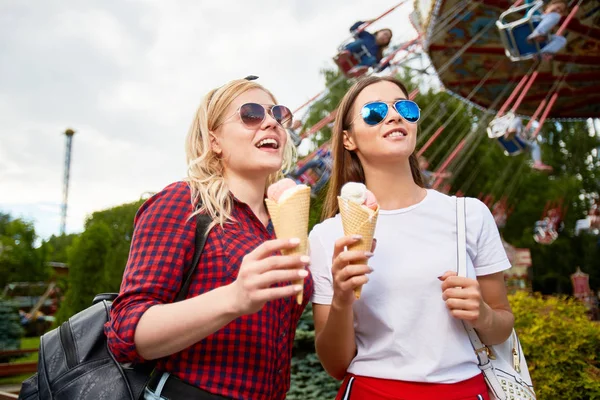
<box><xmin>185</xmin><ymin>78</ymin><xmax>296</xmax><ymax>227</ymax></box>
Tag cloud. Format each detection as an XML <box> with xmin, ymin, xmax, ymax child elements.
<box><xmin>0</xmin><ymin>0</ymin><xmax>416</xmax><ymax>239</ymax></box>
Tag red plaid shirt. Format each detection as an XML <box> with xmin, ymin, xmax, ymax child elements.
<box><xmin>105</xmin><ymin>181</ymin><xmax>313</xmax><ymax>400</ymax></box>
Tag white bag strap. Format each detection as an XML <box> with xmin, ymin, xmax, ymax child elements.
<box><xmin>456</xmin><ymin>197</ymin><xmax>467</xmax><ymax>278</ymax></box>
<box><xmin>456</xmin><ymin>198</ymin><xmax>489</xmax><ymax>363</ymax></box>
<box><xmin>456</xmin><ymin>198</ymin><xmax>507</xmax><ymax>400</ymax></box>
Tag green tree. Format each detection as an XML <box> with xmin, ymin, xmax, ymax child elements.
<box><xmin>57</xmin><ymin>221</ymin><xmax>113</xmax><ymax>323</ymax></box>
<box><xmin>55</xmin><ymin>199</ymin><xmax>143</xmax><ymax>322</ymax></box>
<box><xmin>0</xmin><ymin>213</ymin><xmax>47</xmax><ymax>288</ymax></box>
<box><xmin>86</xmin><ymin>200</ymin><xmax>143</xmax><ymax>291</ymax></box>
<box><xmin>38</xmin><ymin>233</ymin><xmax>78</xmax><ymax>264</ymax></box>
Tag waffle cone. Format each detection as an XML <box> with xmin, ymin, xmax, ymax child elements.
<box><xmin>265</xmin><ymin>186</ymin><xmax>311</xmax><ymax>304</ymax></box>
<box><xmin>337</xmin><ymin>196</ymin><xmax>379</xmax><ymax>299</ymax></box>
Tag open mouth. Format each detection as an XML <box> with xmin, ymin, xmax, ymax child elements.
<box><xmin>255</xmin><ymin>138</ymin><xmax>280</xmax><ymax>150</ymax></box>
<box><xmin>384</xmin><ymin>128</ymin><xmax>408</xmax><ymax>138</ymax></box>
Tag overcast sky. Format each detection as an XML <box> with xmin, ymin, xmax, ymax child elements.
<box><xmin>0</xmin><ymin>0</ymin><xmax>418</xmax><ymax>240</ymax></box>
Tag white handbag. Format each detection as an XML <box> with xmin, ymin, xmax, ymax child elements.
<box><xmin>456</xmin><ymin>198</ymin><xmax>536</xmax><ymax>400</ymax></box>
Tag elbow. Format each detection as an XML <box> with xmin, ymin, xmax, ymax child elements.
<box><xmin>133</xmin><ymin>326</ymin><xmax>161</xmax><ymax>361</ymax></box>
<box><xmin>317</xmin><ymin>353</ymin><xmax>347</xmax><ymax>381</ymax></box>
<box><xmin>315</xmin><ymin>342</ymin><xmax>349</xmax><ymax>381</ymax></box>
<box><xmin>106</xmin><ymin>330</ymin><xmax>147</xmax><ymax>364</ymax></box>
<box><xmin>328</xmin><ymin>368</ymin><xmax>347</xmax><ymax>381</ymax></box>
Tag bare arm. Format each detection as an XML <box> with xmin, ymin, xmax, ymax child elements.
<box><xmin>474</xmin><ymin>272</ymin><xmax>514</xmax><ymax>344</ymax></box>
<box><xmin>441</xmin><ymin>271</ymin><xmax>514</xmax><ymax>345</ymax></box>
<box><xmin>135</xmin><ymin>238</ymin><xmax>308</xmax><ymax>360</ymax></box>
<box><xmin>313</xmin><ymin>236</ymin><xmax>373</xmax><ymax>380</ymax></box>
<box><xmin>135</xmin><ymin>284</ymin><xmax>239</xmax><ymax>360</ymax></box>
<box><xmin>314</xmin><ymin>303</ymin><xmax>356</xmax><ymax>380</ymax></box>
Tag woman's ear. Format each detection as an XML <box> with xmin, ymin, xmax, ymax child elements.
<box><xmin>210</xmin><ymin>132</ymin><xmax>222</xmax><ymax>155</ymax></box>
<box><xmin>343</xmin><ymin>130</ymin><xmax>357</xmax><ymax>151</ymax></box>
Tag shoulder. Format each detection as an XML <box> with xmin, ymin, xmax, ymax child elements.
<box><xmin>134</xmin><ymin>181</ymin><xmax>193</xmax><ymax>225</ymax></box>
<box><xmin>464</xmin><ymin>197</ymin><xmax>490</xmax><ymax>214</ymax></box>
<box><xmin>424</xmin><ymin>191</ymin><xmax>491</xmax><ymax>231</ymax></box>
<box><xmin>309</xmin><ymin>215</ymin><xmax>343</xmax><ymax>243</ymax></box>
<box><xmin>426</xmin><ymin>190</ymin><xmax>488</xmax><ymax>213</ymax></box>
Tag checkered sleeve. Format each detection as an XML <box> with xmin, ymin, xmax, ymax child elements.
<box><xmin>105</xmin><ymin>181</ymin><xmax>195</xmax><ymax>363</ymax></box>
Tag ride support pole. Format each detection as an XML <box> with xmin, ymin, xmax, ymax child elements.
<box><xmin>293</xmin><ymin>91</ymin><xmax>325</xmax><ymax>115</ymax></box>
<box><xmin>417</xmin><ymin>125</ymin><xmax>445</xmax><ymax>157</ymax></box>
<box><xmin>357</xmin><ymin>0</ymin><xmax>410</xmax><ymax>32</ymax></box>
<box><xmin>300</xmin><ymin>110</ymin><xmax>338</xmax><ymax>139</ymax></box>
<box><xmin>497</xmin><ymin>73</ymin><xmax>530</xmax><ymax>116</ymax></box>
<box><xmin>556</xmin><ymin>3</ymin><xmax>580</xmax><ymax>36</ymax></box>
<box><xmin>432</xmin><ymin>138</ymin><xmax>467</xmax><ymax>189</ymax></box>
<box><xmin>382</xmin><ymin>35</ymin><xmax>422</xmax><ymax>66</ymax></box>
<box><xmin>525</xmin><ymin>99</ymin><xmax>547</xmax><ymax>131</ymax></box>
<box><xmin>510</xmin><ymin>71</ymin><xmax>540</xmax><ymax>113</ymax></box>
<box><xmin>531</xmin><ymin>92</ymin><xmax>559</xmax><ymax>138</ymax></box>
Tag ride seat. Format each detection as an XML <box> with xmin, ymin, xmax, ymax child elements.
<box><xmin>496</xmin><ymin>1</ymin><xmax>549</xmax><ymax>61</ymax></box>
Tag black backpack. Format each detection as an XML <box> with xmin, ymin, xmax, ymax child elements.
<box><xmin>19</xmin><ymin>213</ymin><xmax>211</xmax><ymax>400</ymax></box>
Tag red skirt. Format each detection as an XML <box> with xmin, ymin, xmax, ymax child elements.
<box><xmin>335</xmin><ymin>373</ymin><xmax>490</xmax><ymax>400</ymax></box>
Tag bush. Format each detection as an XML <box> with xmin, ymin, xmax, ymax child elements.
<box><xmin>0</xmin><ymin>298</ymin><xmax>23</xmax><ymax>361</ymax></box>
<box><xmin>510</xmin><ymin>291</ymin><xmax>600</xmax><ymax>399</ymax></box>
<box><xmin>288</xmin><ymin>294</ymin><xmax>600</xmax><ymax>399</ymax></box>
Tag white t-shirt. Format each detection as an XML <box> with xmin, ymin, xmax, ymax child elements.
<box><xmin>309</xmin><ymin>190</ymin><xmax>511</xmax><ymax>383</ymax></box>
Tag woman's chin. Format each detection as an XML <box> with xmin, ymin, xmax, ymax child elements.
<box><xmin>366</xmin><ymin>148</ymin><xmax>415</xmax><ymax>161</ymax></box>
<box><xmin>251</xmin><ymin>161</ymin><xmax>284</xmax><ymax>176</ymax></box>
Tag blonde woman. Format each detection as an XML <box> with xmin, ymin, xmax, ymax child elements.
<box><xmin>309</xmin><ymin>76</ymin><xmax>513</xmax><ymax>399</ymax></box>
<box><xmin>106</xmin><ymin>77</ymin><xmax>313</xmax><ymax>400</ymax></box>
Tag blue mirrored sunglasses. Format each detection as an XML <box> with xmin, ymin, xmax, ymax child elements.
<box><xmin>357</xmin><ymin>100</ymin><xmax>421</xmax><ymax>126</ymax></box>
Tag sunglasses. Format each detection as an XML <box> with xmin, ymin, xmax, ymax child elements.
<box><xmin>219</xmin><ymin>103</ymin><xmax>293</xmax><ymax>129</ymax></box>
<box><xmin>353</xmin><ymin>100</ymin><xmax>421</xmax><ymax>126</ymax></box>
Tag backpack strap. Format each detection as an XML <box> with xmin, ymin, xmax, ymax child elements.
<box><xmin>94</xmin><ymin>207</ymin><xmax>212</xmax><ymax>305</ymax></box>
<box><xmin>175</xmin><ymin>212</ymin><xmax>212</xmax><ymax>302</ymax></box>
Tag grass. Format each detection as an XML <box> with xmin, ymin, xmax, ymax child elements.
<box><xmin>0</xmin><ymin>336</ymin><xmax>40</xmax><ymax>386</ymax></box>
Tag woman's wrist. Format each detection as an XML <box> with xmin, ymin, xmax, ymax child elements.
<box><xmin>216</xmin><ymin>283</ymin><xmax>245</xmax><ymax>320</ymax></box>
<box><xmin>472</xmin><ymin>301</ymin><xmax>494</xmax><ymax>332</ymax></box>
<box><xmin>331</xmin><ymin>294</ymin><xmax>354</xmax><ymax>311</ymax></box>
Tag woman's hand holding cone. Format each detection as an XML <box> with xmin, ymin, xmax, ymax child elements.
<box><xmin>331</xmin><ymin>235</ymin><xmax>376</xmax><ymax>309</ymax></box>
<box><xmin>230</xmin><ymin>238</ymin><xmax>310</xmax><ymax>316</ymax></box>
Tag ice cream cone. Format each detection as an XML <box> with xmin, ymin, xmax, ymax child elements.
<box><xmin>337</xmin><ymin>196</ymin><xmax>379</xmax><ymax>299</ymax></box>
<box><xmin>265</xmin><ymin>185</ymin><xmax>311</xmax><ymax>304</ymax></box>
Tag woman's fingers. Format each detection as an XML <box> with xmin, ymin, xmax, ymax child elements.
<box><xmin>254</xmin><ymin>254</ymin><xmax>310</xmax><ymax>274</ymax></box>
<box><xmin>445</xmin><ymin>298</ymin><xmax>479</xmax><ymax>311</ymax></box>
<box><xmin>338</xmin><ymin>274</ymin><xmax>369</xmax><ymax>292</ymax></box>
<box><xmin>251</xmin><ymin>284</ymin><xmax>304</xmax><ymax>303</ymax></box>
<box><xmin>448</xmin><ymin>309</ymin><xmax>479</xmax><ymax>321</ymax></box>
<box><xmin>247</xmin><ymin>268</ymin><xmax>308</xmax><ymax>289</ymax></box>
<box><xmin>335</xmin><ymin>264</ymin><xmax>372</xmax><ymax>281</ymax></box>
<box><xmin>442</xmin><ymin>287</ymin><xmax>479</xmax><ymax>301</ymax></box>
<box><xmin>332</xmin><ymin>250</ymin><xmax>373</xmax><ymax>272</ymax></box>
<box><xmin>332</xmin><ymin>235</ymin><xmax>363</xmax><ymax>260</ymax></box>
<box><xmin>246</xmin><ymin>238</ymin><xmax>301</xmax><ymax>262</ymax></box>
<box><xmin>438</xmin><ymin>270</ymin><xmax>457</xmax><ymax>282</ymax></box>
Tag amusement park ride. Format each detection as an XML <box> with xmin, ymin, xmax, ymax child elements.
<box><xmin>288</xmin><ymin>0</ymin><xmax>599</xmax><ymax>294</ymax></box>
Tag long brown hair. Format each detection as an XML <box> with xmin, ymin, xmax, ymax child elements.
<box><xmin>321</xmin><ymin>76</ymin><xmax>424</xmax><ymax>220</ymax></box>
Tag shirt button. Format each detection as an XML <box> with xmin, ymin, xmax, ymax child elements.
<box><xmin>281</xmin><ymin>331</ymin><xmax>286</xmax><ymax>337</ymax></box>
